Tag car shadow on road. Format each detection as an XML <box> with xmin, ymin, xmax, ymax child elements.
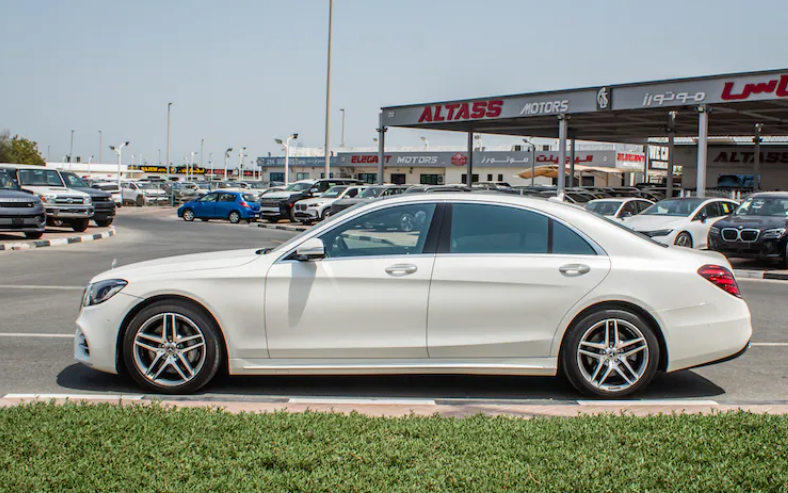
<box><xmin>56</xmin><ymin>364</ymin><xmax>725</xmax><ymax>401</ymax></box>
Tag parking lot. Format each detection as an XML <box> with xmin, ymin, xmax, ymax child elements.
<box><xmin>0</xmin><ymin>207</ymin><xmax>785</xmax><ymax>403</ymax></box>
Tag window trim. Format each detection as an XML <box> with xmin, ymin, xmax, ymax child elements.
<box><xmin>437</xmin><ymin>201</ymin><xmax>604</xmax><ymax>256</ymax></box>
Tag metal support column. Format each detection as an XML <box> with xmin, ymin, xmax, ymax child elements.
<box><xmin>569</xmin><ymin>137</ymin><xmax>576</xmax><ymax>187</ymax></box>
<box><xmin>377</xmin><ymin>113</ymin><xmax>385</xmax><ymax>185</ymax></box>
<box><xmin>754</xmin><ymin>123</ymin><xmax>763</xmax><ymax>192</ymax></box>
<box><xmin>643</xmin><ymin>146</ymin><xmax>649</xmax><ymax>184</ymax></box>
<box><xmin>466</xmin><ymin>132</ymin><xmax>474</xmax><ymax>186</ymax></box>
<box><xmin>696</xmin><ymin>105</ymin><xmax>709</xmax><ymax>197</ymax></box>
<box><xmin>666</xmin><ymin>111</ymin><xmax>676</xmax><ymax>198</ymax></box>
<box><xmin>557</xmin><ymin>116</ymin><xmax>568</xmax><ymax>196</ymax></box>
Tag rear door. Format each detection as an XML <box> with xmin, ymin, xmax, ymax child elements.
<box><xmin>216</xmin><ymin>193</ymin><xmax>237</xmax><ymax>218</ymax></box>
<box><xmin>427</xmin><ymin>202</ymin><xmax>610</xmax><ymax>359</ymax></box>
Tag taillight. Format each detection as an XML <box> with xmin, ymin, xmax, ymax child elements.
<box><xmin>239</xmin><ymin>201</ymin><xmax>251</xmax><ymax>208</ymax></box>
<box><xmin>698</xmin><ymin>264</ymin><xmax>741</xmax><ymax>298</ymax></box>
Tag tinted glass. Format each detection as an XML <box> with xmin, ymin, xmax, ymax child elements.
<box><xmin>201</xmin><ymin>194</ymin><xmax>219</xmax><ymax>202</ymax></box>
<box><xmin>735</xmin><ymin>197</ymin><xmax>788</xmax><ymax>217</ymax></box>
<box><xmin>62</xmin><ymin>172</ymin><xmax>88</xmax><ymax>187</ymax></box>
<box><xmin>702</xmin><ymin>202</ymin><xmax>722</xmax><ymax>218</ymax></box>
<box><xmin>318</xmin><ymin>203</ymin><xmax>436</xmax><ymax>258</ymax></box>
<box><xmin>17</xmin><ymin>168</ymin><xmax>64</xmax><ymax>187</ymax></box>
<box><xmin>720</xmin><ymin>201</ymin><xmax>737</xmax><ymax>215</ymax></box>
<box><xmin>620</xmin><ymin>201</ymin><xmax>638</xmax><ymax>216</ymax></box>
<box><xmin>360</xmin><ymin>187</ymin><xmax>385</xmax><ymax>198</ymax></box>
<box><xmin>219</xmin><ymin>193</ymin><xmax>236</xmax><ymax>202</ymax></box>
<box><xmin>641</xmin><ymin>198</ymin><xmax>705</xmax><ymax>216</ymax></box>
<box><xmin>242</xmin><ymin>194</ymin><xmax>258</xmax><ymax>202</ymax></box>
<box><xmin>0</xmin><ymin>170</ymin><xmax>19</xmax><ymax>190</ymax></box>
<box><xmin>552</xmin><ymin>221</ymin><xmax>596</xmax><ymax>255</ymax></box>
<box><xmin>586</xmin><ymin>201</ymin><xmax>622</xmax><ymax>216</ymax></box>
<box><xmin>450</xmin><ymin>204</ymin><xmax>548</xmax><ymax>254</ymax></box>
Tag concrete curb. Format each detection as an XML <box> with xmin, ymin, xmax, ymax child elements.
<box><xmin>735</xmin><ymin>269</ymin><xmax>788</xmax><ymax>281</ymax></box>
<box><xmin>0</xmin><ymin>227</ymin><xmax>115</xmax><ymax>252</ymax></box>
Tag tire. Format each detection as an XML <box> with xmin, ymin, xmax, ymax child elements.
<box><xmin>136</xmin><ymin>195</ymin><xmax>144</xmax><ymax>207</ymax></box>
<box><xmin>24</xmin><ymin>231</ymin><xmax>44</xmax><ymax>239</ymax></box>
<box><xmin>320</xmin><ymin>209</ymin><xmax>329</xmax><ymax>221</ymax></box>
<box><xmin>71</xmin><ymin>219</ymin><xmax>89</xmax><ymax>232</ymax></box>
<box><xmin>182</xmin><ymin>209</ymin><xmax>195</xmax><ymax>222</ymax></box>
<box><xmin>123</xmin><ymin>300</ymin><xmax>223</xmax><ymax>394</ymax></box>
<box><xmin>228</xmin><ymin>211</ymin><xmax>241</xmax><ymax>224</ymax></box>
<box><xmin>199</xmin><ymin>218</ymin><xmax>209</xmax><ymax>222</ymax></box>
<box><xmin>289</xmin><ymin>207</ymin><xmax>298</xmax><ymax>223</ymax></box>
<box><xmin>674</xmin><ymin>232</ymin><xmax>693</xmax><ymax>248</ymax></box>
<box><xmin>782</xmin><ymin>242</ymin><xmax>788</xmax><ymax>269</ymax></box>
<box><xmin>266</xmin><ymin>217</ymin><xmax>279</xmax><ymax>223</ymax></box>
<box><xmin>95</xmin><ymin>218</ymin><xmax>114</xmax><ymax>227</ymax></box>
<box><xmin>561</xmin><ymin>308</ymin><xmax>660</xmax><ymax>398</ymax></box>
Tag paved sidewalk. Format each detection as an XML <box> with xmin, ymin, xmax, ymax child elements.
<box><xmin>2</xmin><ymin>395</ymin><xmax>788</xmax><ymax>417</ymax></box>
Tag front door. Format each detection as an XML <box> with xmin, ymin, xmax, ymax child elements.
<box><xmin>427</xmin><ymin>202</ymin><xmax>610</xmax><ymax>359</ymax></box>
<box><xmin>265</xmin><ymin>202</ymin><xmax>439</xmax><ymax>359</ymax></box>
<box><xmin>193</xmin><ymin>193</ymin><xmax>218</xmax><ymax>218</ymax></box>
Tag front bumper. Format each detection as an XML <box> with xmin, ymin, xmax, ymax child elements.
<box><xmin>709</xmin><ymin>234</ymin><xmax>786</xmax><ymax>260</ymax></box>
<box><xmin>0</xmin><ymin>212</ymin><xmax>46</xmax><ymax>232</ymax></box>
<box><xmin>92</xmin><ymin>203</ymin><xmax>116</xmax><ymax>220</ymax></box>
<box><xmin>44</xmin><ymin>205</ymin><xmax>94</xmax><ymax>219</ymax></box>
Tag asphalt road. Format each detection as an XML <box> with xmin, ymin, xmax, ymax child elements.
<box><xmin>1</xmin><ymin>209</ymin><xmax>787</xmax><ymax>403</ymax></box>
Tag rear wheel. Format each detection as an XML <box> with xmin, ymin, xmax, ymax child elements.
<box><xmin>561</xmin><ymin>308</ymin><xmax>659</xmax><ymax>398</ymax></box>
<box><xmin>123</xmin><ymin>300</ymin><xmax>223</xmax><ymax>394</ymax></box>
<box><xmin>24</xmin><ymin>231</ymin><xmax>44</xmax><ymax>239</ymax></box>
<box><xmin>95</xmin><ymin>218</ymin><xmax>114</xmax><ymax>227</ymax></box>
<box><xmin>228</xmin><ymin>211</ymin><xmax>241</xmax><ymax>224</ymax></box>
<box><xmin>136</xmin><ymin>195</ymin><xmax>144</xmax><ymax>207</ymax></box>
<box><xmin>674</xmin><ymin>232</ymin><xmax>693</xmax><ymax>248</ymax></box>
<box><xmin>72</xmin><ymin>219</ymin><xmax>89</xmax><ymax>232</ymax></box>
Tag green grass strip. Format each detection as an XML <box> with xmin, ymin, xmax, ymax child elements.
<box><xmin>1</xmin><ymin>402</ymin><xmax>787</xmax><ymax>492</ymax></box>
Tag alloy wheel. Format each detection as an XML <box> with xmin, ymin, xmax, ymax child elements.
<box><xmin>576</xmin><ymin>318</ymin><xmax>649</xmax><ymax>393</ymax></box>
<box><xmin>132</xmin><ymin>313</ymin><xmax>207</xmax><ymax>388</ymax></box>
<box><xmin>183</xmin><ymin>210</ymin><xmax>194</xmax><ymax>221</ymax></box>
<box><xmin>675</xmin><ymin>232</ymin><xmax>692</xmax><ymax>247</ymax></box>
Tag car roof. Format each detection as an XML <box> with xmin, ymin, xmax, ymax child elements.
<box><xmin>748</xmin><ymin>192</ymin><xmax>788</xmax><ymax>198</ymax></box>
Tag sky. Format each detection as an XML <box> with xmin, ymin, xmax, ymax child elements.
<box><xmin>1</xmin><ymin>0</ymin><xmax>787</xmax><ymax>166</ymax></box>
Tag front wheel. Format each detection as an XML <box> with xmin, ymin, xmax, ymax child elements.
<box><xmin>95</xmin><ymin>218</ymin><xmax>114</xmax><ymax>227</ymax></box>
<box><xmin>674</xmin><ymin>232</ymin><xmax>693</xmax><ymax>248</ymax></box>
<box><xmin>123</xmin><ymin>300</ymin><xmax>223</xmax><ymax>394</ymax></box>
<box><xmin>182</xmin><ymin>209</ymin><xmax>195</xmax><ymax>222</ymax></box>
<box><xmin>24</xmin><ymin>231</ymin><xmax>44</xmax><ymax>239</ymax></box>
<box><xmin>72</xmin><ymin>219</ymin><xmax>89</xmax><ymax>232</ymax></box>
<box><xmin>561</xmin><ymin>308</ymin><xmax>660</xmax><ymax>398</ymax></box>
<box><xmin>228</xmin><ymin>211</ymin><xmax>241</xmax><ymax>224</ymax></box>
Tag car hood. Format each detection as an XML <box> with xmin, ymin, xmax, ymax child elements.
<box><xmin>299</xmin><ymin>197</ymin><xmax>332</xmax><ymax>206</ymax></box>
<box><xmin>334</xmin><ymin>198</ymin><xmax>369</xmax><ymax>205</ymax></box>
<box><xmin>624</xmin><ymin>215</ymin><xmax>687</xmax><ymax>231</ymax></box>
<box><xmin>22</xmin><ymin>186</ymin><xmax>89</xmax><ymax>198</ymax></box>
<box><xmin>92</xmin><ymin>248</ymin><xmax>264</xmax><ymax>283</ymax></box>
<box><xmin>0</xmin><ymin>189</ymin><xmax>39</xmax><ymax>201</ymax></box>
<box><xmin>714</xmin><ymin>215</ymin><xmax>788</xmax><ymax>230</ymax></box>
<box><xmin>261</xmin><ymin>191</ymin><xmax>299</xmax><ymax>200</ymax></box>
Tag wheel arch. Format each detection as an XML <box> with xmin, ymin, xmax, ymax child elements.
<box><xmin>557</xmin><ymin>300</ymin><xmax>669</xmax><ymax>372</ymax></box>
<box><xmin>116</xmin><ymin>294</ymin><xmax>229</xmax><ymax>376</ymax></box>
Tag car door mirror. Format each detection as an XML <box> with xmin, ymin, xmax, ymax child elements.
<box><xmin>295</xmin><ymin>238</ymin><xmax>326</xmax><ymax>261</ymax></box>
<box><xmin>309</xmin><ymin>187</ymin><xmax>320</xmax><ymax>195</ymax></box>
<box><xmin>694</xmin><ymin>213</ymin><xmax>707</xmax><ymax>223</ymax></box>
<box><xmin>619</xmin><ymin>211</ymin><xmax>632</xmax><ymax>218</ymax></box>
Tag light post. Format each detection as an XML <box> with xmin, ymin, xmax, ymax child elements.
<box><xmin>275</xmin><ymin>134</ymin><xmax>298</xmax><ymax>186</ymax></box>
<box><xmin>166</xmin><ymin>102</ymin><xmax>172</xmax><ymax>180</ymax></box>
<box><xmin>474</xmin><ymin>134</ymin><xmax>484</xmax><ymax>151</ymax></box>
<box><xmin>223</xmin><ymin>148</ymin><xmax>233</xmax><ymax>181</ymax></box>
<box><xmin>200</xmin><ymin>138</ymin><xmax>204</xmax><ymax>169</ymax></box>
<box><xmin>523</xmin><ymin>138</ymin><xmax>536</xmax><ymax>187</ymax></box>
<box><xmin>340</xmin><ymin>108</ymin><xmax>346</xmax><ymax>147</ymax></box>
<box><xmin>158</xmin><ymin>149</ymin><xmax>161</xmax><ymax>166</ymax></box>
<box><xmin>208</xmin><ymin>152</ymin><xmax>213</xmax><ymax>179</ymax></box>
<box><xmin>190</xmin><ymin>151</ymin><xmax>198</xmax><ymax>181</ymax></box>
<box><xmin>88</xmin><ymin>155</ymin><xmax>94</xmax><ymax>176</ymax></box>
<box><xmin>420</xmin><ymin>136</ymin><xmax>429</xmax><ymax>150</ymax></box>
<box><xmin>69</xmin><ymin>130</ymin><xmax>74</xmax><ymax>163</ymax></box>
<box><xmin>323</xmin><ymin>0</ymin><xmax>334</xmax><ymax>178</ymax></box>
<box><xmin>98</xmin><ymin>131</ymin><xmax>102</xmax><ymax>163</ymax></box>
<box><xmin>109</xmin><ymin>141</ymin><xmax>130</xmax><ymax>187</ymax></box>
<box><xmin>238</xmin><ymin>147</ymin><xmax>246</xmax><ymax>180</ymax></box>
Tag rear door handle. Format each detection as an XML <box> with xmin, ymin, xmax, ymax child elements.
<box><xmin>559</xmin><ymin>264</ymin><xmax>590</xmax><ymax>277</ymax></box>
<box><xmin>385</xmin><ymin>264</ymin><xmax>418</xmax><ymax>276</ymax></box>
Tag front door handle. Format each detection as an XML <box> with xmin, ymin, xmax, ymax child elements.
<box><xmin>559</xmin><ymin>264</ymin><xmax>590</xmax><ymax>277</ymax></box>
<box><xmin>385</xmin><ymin>264</ymin><xmax>418</xmax><ymax>276</ymax></box>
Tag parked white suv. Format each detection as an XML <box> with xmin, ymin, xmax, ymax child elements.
<box><xmin>0</xmin><ymin>164</ymin><xmax>93</xmax><ymax>232</ymax></box>
<box><xmin>293</xmin><ymin>185</ymin><xmax>366</xmax><ymax>224</ymax></box>
<box><xmin>121</xmin><ymin>181</ymin><xmax>169</xmax><ymax>206</ymax></box>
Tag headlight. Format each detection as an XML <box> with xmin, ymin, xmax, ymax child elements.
<box><xmin>40</xmin><ymin>195</ymin><xmax>57</xmax><ymax>203</ymax></box>
<box><xmin>648</xmin><ymin>229</ymin><xmax>674</xmax><ymax>237</ymax></box>
<box><xmin>709</xmin><ymin>226</ymin><xmax>721</xmax><ymax>235</ymax></box>
<box><xmin>82</xmin><ymin>279</ymin><xmax>127</xmax><ymax>307</ymax></box>
<box><xmin>762</xmin><ymin>228</ymin><xmax>787</xmax><ymax>239</ymax></box>
<box><xmin>83</xmin><ymin>197</ymin><xmax>92</xmax><ymax>204</ymax></box>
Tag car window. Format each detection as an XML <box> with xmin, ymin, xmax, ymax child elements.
<box><xmin>219</xmin><ymin>193</ymin><xmax>236</xmax><ymax>202</ymax></box>
<box><xmin>345</xmin><ymin>188</ymin><xmax>360</xmax><ymax>198</ymax></box>
<box><xmin>720</xmin><ymin>201</ymin><xmax>737</xmax><ymax>215</ymax></box>
<box><xmin>586</xmin><ymin>201</ymin><xmax>621</xmax><ymax>216</ymax></box>
<box><xmin>318</xmin><ymin>203</ymin><xmax>436</xmax><ymax>259</ymax></box>
<box><xmin>450</xmin><ymin>203</ymin><xmax>595</xmax><ymax>255</ymax></box>
<box><xmin>636</xmin><ymin>201</ymin><xmax>651</xmax><ymax>213</ymax></box>
<box><xmin>62</xmin><ymin>173</ymin><xmax>88</xmax><ymax>188</ymax></box>
<box><xmin>700</xmin><ymin>202</ymin><xmax>721</xmax><ymax>218</ymax></box>
<box><xmin>619</xmin><ymin>201</ymin><xmax>638</xmax><ymax>217</ymax></box>
<box><xmin>201</xmin><ymin>194</ymin><xmax>219</xmax><ymax>203</ymax></box>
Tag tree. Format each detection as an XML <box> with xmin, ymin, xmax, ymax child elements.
<box><xmin>9</xmin><ymin>135</ymin><xmax>45</xmax><ymax>165</ymax></box>
<box><xmin>0</xmin><ymin>131</ymin><xmax>12</xmax><ymax>163</ymax></box>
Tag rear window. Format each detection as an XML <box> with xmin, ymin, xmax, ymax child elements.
<box><xmin>242</xmin><ymin>194</ymin><xmax>258</xmax><ymax>202</ymax></box>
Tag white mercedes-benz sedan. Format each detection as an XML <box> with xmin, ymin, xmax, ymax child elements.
<box><xmin>75</xmin><ymin>193</ymin><xmax>752</xmax><ymax>397</ymax></box>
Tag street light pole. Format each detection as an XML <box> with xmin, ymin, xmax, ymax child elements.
<box><xmin>238</xmin><ymin>147</ymin><xmax>246</xmax><ymax>180</ymax></box>
<box><xmin>340</xmin><ymin>108</ymin><xmax>346</xmax><ymax>148</ymax></box>
<box><xmin>420</xmin><ymin>136</ymin><xmax>429</xmax><ymax>150</ymax></box>
<box><xmin>110</xmin><ymin>141</ymin><xmax>129</xmax><ymax>188</ymax></box>
<box><xmin>200</xmin><ymin>138</ymin><xmax>204</xmax><ymax>169</ymax></box>
<box><xmin>224</xmin><ymin>148</ymin><xmax>233</xmax><ymax>181</ymax></box>
<box><xmin>166</xmin><ymin>102</ymin><xmax>172</xmax><ymax>180</ymax></box>
<box><xmin>275</xmin><ymin>134</ymin><xmax>298</xmax><ymax>186</ymax></box>
<box><xmin>98</xmin><ymin>131</ymin><xmax>102</xmax><ymax>163</ymax></box>
<box><xmin>69</xmin><ymin>130</ymin><xmax>74</xmax><ymax>163</ymax></box>
<box><xmin>209</xmin><ymin>152</ymin><xmax>212</xmax><ymax>178</ymax></box>
<box><xmin>323</xmin><ymin>0</ymin><xmax>334</xmax><ymax>178</ymax></box>
<box><xmin>190</xmin><ymin>151</ymin><xmax>198</xmax><ymax>181</ymax></box>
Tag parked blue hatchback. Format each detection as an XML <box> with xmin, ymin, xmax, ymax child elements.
<box><xmin>178</xmin><ymin>191</ymin><xmax>260</xmax><ymax>223</ymax></box>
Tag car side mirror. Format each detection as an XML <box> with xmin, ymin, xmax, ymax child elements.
<box><xmin>309</xmin><ymin>187</ymin><xmax>319</xmax><ymax>195</ymax></box>
<box><xmin>695</xmin><ymin>213</ymin><xmax>707</xmax><ymax>223</ymax></box>
<box><xmin>620</xmin><ymin>211</ymin><xmax>632</xmax><ymax>218</ymax></box>
<box><xmin>295</xmin><ymin>238</ymin><xmax>325</xmax><ymax>261</ymax></box>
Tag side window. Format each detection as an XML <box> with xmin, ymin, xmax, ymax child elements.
<box><xmin>449</xmin><ymin>203</ymin><xmax>595</xmax><ymax>255</ymax></box>
<box><xmin>318</xmin><ymin>203</ymin><xmax>436</xmax><ymax>259</ymax></box>
<box><xmin>636</xmin><ymin>201</ymin><xmax>651</xmax><ymax>213</ymax></box>
<box><xmin>201</xmin><ymin>194</ymin><xmax>219</xmax><ymax>203</ymax></box>
<box><xmin>619</xmin><ymin>201</ymin><xmax>638</xmax><ymax>217</ymax></box>
<box><xmin>450</xmin><ymin>204</ymin><xmax>548</xmax><ymax>254</ymax></box>
<box><xmin>346</xmin><ymin>188</ymin><xmax>359</xmax><ymax>198</ymax></box>
<box><xmin>720</xmin><ymin>202</ymin><xmax>736</xmax><ymax>215</ymax></box>
<box><xmin>219</xmin><ymin>193</ymin><xmax>236</xmax><ymax>202</ymax></box>
<box><xmin>701</xmin><ymin>202</ymin><xmax>722</xmax><ymax>218</ymax></box>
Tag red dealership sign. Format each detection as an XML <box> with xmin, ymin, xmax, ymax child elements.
<box><xmin>721</xmin><ymin>74</ymin><xmax>788</xmax><ymax>101</ymax></box>
<box><xmin>350</xmin><ymin>155</ymin><xmax>392</xmax><ymax>164</ymax></box>
<box><xmin>450</xmin><ymin>153</ymin><xmax>467</xmax><ymax>166</ymax></box>
<box><xmin>418</xmin><ymin>100</ymin><xmax>503</xmax><ymax>123</ymax></box>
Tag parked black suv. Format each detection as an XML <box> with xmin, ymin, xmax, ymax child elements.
<box><xmin>60</xmin><ymin>171</ymin><xmax>116</xmax><ymax>227</ymax></box>
<box><xmin>259</xmin><ymin>179</ymin><xmax>363</xmax><ymax>222</ymax></box>
<box><xmin>708</xmin><ymin>192</ymin><xmax>788</xmax><ymax>267</ymax></box>
<box><xmin>0</xmin><ymin>169</ymin><xmax>46</xmax><ymax>239</ymax></box>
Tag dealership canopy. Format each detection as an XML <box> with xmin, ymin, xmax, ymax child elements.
<box><xmin>377</xmin><ymin>68</ymin><xmax>788</xmax><ymax>196</ymax></box>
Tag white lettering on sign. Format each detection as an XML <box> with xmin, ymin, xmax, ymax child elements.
<box><xmin>642</xmin><ymin>91</ymin><xmax>706</xmax><ymax>106</ymax></box>
<box><xmin>396</xmin><ymin>156</ymin><xmax>438</xmax><ymax>165</ymax></box>
<box><xmin>520</xmin><ymin>100</ymin><xmax>569</xmax><ymax>116</ymax></box>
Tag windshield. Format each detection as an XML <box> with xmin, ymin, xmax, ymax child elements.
<box><xmin>285</xmin><ymin>182</ymin><xmax>312</xmax><ymax>192</ymax></box>
<box><xmin>247</xmin><ymin>182</ymin><xmax>266</xmax><ymax>189</ymax></box>
<box><xmin>17</xmin><ymin>168</ymin><xmax>64</xmax><ymax>187</ymax></box>
<box><xmin>142</xmin><ymin>183</ymin><xmax>162</xmax><ymax>191</ymax></box>
<box><xmin>0</xmin><ymin>170</ymin><xmax>20</xmax><ymax>190</ymax></box>
<box><xmin>242</xmin><ymin>193</ymin><xmax>258</xmax><ymax>202</ymax></box>
<box><xmin>360</xmin><ymin>187</ymin><xmax>385</xmax><ymax>198</ymax></box>
<box><xmin>61</xmin><ymin>172</ymin><xmax>88</xmax><ymax>188</ymax></box>
<box><xmin>735</xmin><ymin>196</ymin><xmax>788</xmax><ymax>217</ymax></box>
<box><xmin>586</xmin><ymin>201</ymin><xmax>622</xmax><ymax>216</ymax></box>
<box><xmin>322</xmin><ymin>186</ymin><xmax>347</xmax><ymax>198</ymax></box>
<box><xmin>197</xmin><ymin>183</ymin><xmax>210</xmax><ymax>189</ymax></box>
<box><xmin>641</xmin><ymin>198</ymin><xmax>705</xmax><ymax>217</ymax></box>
